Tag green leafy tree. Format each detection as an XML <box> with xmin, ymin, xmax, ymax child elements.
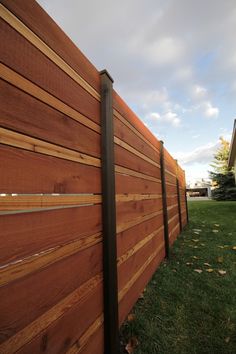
<box><xmin>209</xmin><ymin>137</ymin><xmax>236</xmax><ymax>200</ymax></box>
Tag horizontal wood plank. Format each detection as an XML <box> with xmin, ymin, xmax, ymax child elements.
<box><xmin>114</xmin><ymin>115</ymin><xmax>160</xmax><ymax>164</ymax></box>
<box><xmin>116</xmin><ymin>198</ymin><xmax>163</xmax><ymax>228</ymax></box>
<box><xmin>0</xmin><ymin>194</ymin><xmax>101</xmax><ymax>211</ymax></box>
<box><xmin>0</xmin><ymin>145</ymin><xmax>101</xmax><ymax>194</ymax></box>
<box><xmin>0</xmin><ymin>1</ymin><xmax>100</xmax><ymax>92</ymax></box>
<box><xmin>0</xmin><ymin>127</ymin><xmax>100</xmax><ymax>167</ymax></box>
<box><xmin>0</xmin><ymin>64</ymin><xmax>100</xmax><ymax>133</ymax></box>
<box><xmin>0</xmin><ymin>20</ymin><xmax>100</xmax><ymax>124</ymax></box>
<box><xmin>115</xmin><ymin>144</ymin><xmax>161</xmax><ymax>179</ymax></box>
<box><xmin>0</xmin><ymin>232</ymin><xmax>102</xmax><ymax>286</ymax></box>
<box><xmin>0</xmin><ymin>80</ymin><xmax>101</xmax><ymax>157</ymax></box>
<box><xmin>116</xmin><ymin>172</ymin><xmax>162</xmax><ymax>194</ymax></box>
<box><xmin>0</xmin><ymin>248</ymin><xmax>102</xmax><ymax>346</ymax></box>
<box><xmin>0</xmin><ymin>204</ymin><xmax>102</xmax><ymax>264</ymax></box>
<box><xmin>17</xmin><ymin>287</ymin><xmax>103</xmax><ymax>354</ymax></box>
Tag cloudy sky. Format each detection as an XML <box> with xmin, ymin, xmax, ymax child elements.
<box><xmin>38</xmin><ymin>0</ymin><xmax>236</xmax><ymax>182</ymax></box>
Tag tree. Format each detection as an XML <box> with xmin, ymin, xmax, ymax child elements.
<box><xmin>209</xmin><ymin>137</ymin><xmax>236</xmax><ymax>201</ymax></box>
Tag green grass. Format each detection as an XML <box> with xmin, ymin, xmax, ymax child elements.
<box><xmin>120</xmin><ymin>201</ymin><xmax>236</xmax><ymax>354</ymax></box>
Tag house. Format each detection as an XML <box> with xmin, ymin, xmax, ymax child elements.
<box><xmin>186</xmin><ymin>178</ymin><xmax>212</xmax><ymax>198</ymax></box>
<box><xmin>228</xmin><ymin>119</ymin><xmax>236</xmax><ymax>183</ymax></box>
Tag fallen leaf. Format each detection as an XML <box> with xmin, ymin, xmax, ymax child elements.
<box><xmin>225</xmin><ymin>337</ymin><xmax>230</xmax><ymax>343</ymax></box>
<box><xmin>206</xmin><ymin>268</ymin><xmax>214</xmax><ymax>273</ymax></box>
<box><xmin>192</xmin><ymin>239</ymin><xmax>199</xmax><ymax>242</ymax></box>
<box><xmin>232</xmin><ymin>246</ymin><xmax>236</xmax><ymax>250</ymax></box>
<box><xmin>193</xmin><ymin>256</ymin><xmax>199</xmax><ymax>259</ymax></box>
<box><xmin>212</xmin><ymin>229</ymin><xmax>219</xmax><ymax>233</ymax></box>
<box><xmin>200</xmin><ymin>243</ymin><xmax>205</xmax><ymax>246</ymax></box>
<box><xmin>186</xmin><ymin>262</ymin><xmax>193</xmax><ymax>266</ymax></box>
<box><xmin>193</xmin><ymin>229</ymin><xmax>202</xmax><ymax>232</ymax></box>
<box><xmin>218</xmin><ymin>246</ymin><xmax>224</xmax><ymax>249</ymax></box>
<box><xmin>125</xmin><ymin>337</ymin><xmax>139</xmax><ymax>354</ymax></box>
<box><xmin>194</xmin><ymin>231</ymin><xmax>200</xmax><ymax>235</ymax></box>
<box><xmin>214</xmin><ymin>224</ymin><xmax>220</xmax><ymax>227</ymax></box>
<box><xmin>127</xmin><ymin>314</ymin><xmax>135</xmax><ymax>322</ymax></box>
<box><xmin>217</xmin><ymin>256</ymin><xmax>223</xmax><ymax>263</ymax></box>
<box><xmin>218</xmin><ymin>270</ymin><xmax>227</xmax><ymax>276</ymax></box>
<box><xmin>172</xmin><ymin>269</ymin><xmax>177</xmax><ymax>272</ymax></box>
<box><xmin>194</xmin><ymin>269</ymin><xmax>202</xmax><ymax>274</ymax></box>
<box><xmin>204</xmin><ymin>263</ymin><xmax>211</xmax><ymax>267</ymax></box>
<box><xmin>228</xmin><ymin>233</ymin><xmax>232</xmax><ymax>236</ymax></box>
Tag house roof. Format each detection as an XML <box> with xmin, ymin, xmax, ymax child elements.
<box><xmin>228</xmin><ymin>119</ymin><xmax>236</xmax><ymax>167</ymax></box>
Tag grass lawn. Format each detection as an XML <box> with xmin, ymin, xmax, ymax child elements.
<box><xmin>120</xmin><ymin>201</ymin><xmax>236</xmax><ymax>354</ymax></box>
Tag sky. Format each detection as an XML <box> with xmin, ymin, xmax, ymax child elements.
<box><xmin>38</xmin><ymin>0</ymin><xmax>236</xmax><ymax>183</ymax></box>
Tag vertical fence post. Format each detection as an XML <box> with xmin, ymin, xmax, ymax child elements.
<box><xmin>160</xmin><ymin>141</ymin><xmax>169</xmax><ymax>258</ymax></box>
<box><xmin>184</xmin><ymin>170</ymin><xmax>189</xmax><ymax>223</ymax></box>
<box><xmin>175</xmin><ymin>160</ymin><xmax>182</xmax><ymax>232</ymax></box>
<box><xmin>100</xmin><ymin>70</ymin><xmax>119</xmax><ymax>354</ymax></box>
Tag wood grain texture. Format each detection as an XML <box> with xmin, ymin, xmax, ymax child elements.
<box><xmin>117</xmin><ymin>213</ymin><xmax>164</xmax><ymax>259</ymax></box>
<box><xmin>117</xmin><ymin>210</ymin><xmax>163</xmax><ymax>234</ymax></box>
<box><xmin>118</xmin><ymin>245</ymin><xmax>165</xmax><ymax>325</ymax></box>
<box><xmin>0</xmin><ymin>64</ymin><xmax>100</xmax><ymax>133</ymax></box>
<box><xmin>118</xmin><ymin>228</ymin><xmax>164</xmax><ymax>291</ymax></box>
<box><xmin>67</xmin><ymin>321</ymin><xmax>104</xmax><ymax>354</ymax></box>
<box><xmin>116</xmin><ymin>172</ymin><xmax>162</xmax><ymax>194</ymax></box>
<box><xmin>16</xmin><ymin>287</ymin><xmax>103</xmax><ymax>354</ymax></box>
<box><xmin>116</xmin><ymin>198</ymin><xmax>163</xmax><ymax>228</ymax></box>
<box><xmin>0</xmin><ymin>4</ymin><xmax>99</xmax><ymax>101</ymax></box>
<box><xmin>0</xmin><ymin>145</ymin><xmax>101</xmax><ymax>194</ymax></box>
<box><xmin>118</xmin><ymin>225</ymin><xmax>164</xmax><ymax>266</ymax></box>
<box><xmin>113</xmin><ymin>91</ymin><xmax>161</xmax><ymax>151</ymax></box>
<box><xmin>0</xmin><ymin>80</ymin><xmax>101</xmax><ymax>157</ymax></box>
<box><xmin>0</xmin><ymin>273</ymin><xmax>102</xmax><ymax>352</ymax></box>
<box><xmin>115</xmin><ymin>165</ymin><xmax>160</xmax><ymax>183</ymax></box>
<box><xmin>0</xmin><ymin>247</ymin><xmax>102</xmax><ymax>346</ymax></box>
<box><xmin>0</xmin><ymin>127</ymin><xmax>101</xmax><ymax>167</ymax></box>
<box><xmin>0</xmin><ymin>20</ymin><xmax>100</xmax><ymax>124</ymax></box>
<box><xmin>0</xmin><ymin>194</ymin><xmax>101</xmax><ymax>211</ymax></box>
<box><xmin>114</xmin><ymin>115</ymin><xmax>160</xmax><ymax>164</ymax></box>
<box><xmin>0</xmin><ymin>232</ymin><xmax>102</xmax><ymax>286</ymax></box>
<box><xmin>0</xmin><ymin>204</ymin><xmax>102</xmax><ymax>264</ymax></box>
<box><xmin>0</xmin><ymin>0</ymin><xmax>100</xmax><ymax>92</ymax></box>
<box><xmin>115</xmin><ymin>144</ymin><xmax>161</xmax><ymax>179</ymax></box>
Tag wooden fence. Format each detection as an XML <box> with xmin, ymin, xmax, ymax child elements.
<box><xmin>0</xmin><ymin>1</ymin><xmax>188</xmax><ymax>353</ymax></box>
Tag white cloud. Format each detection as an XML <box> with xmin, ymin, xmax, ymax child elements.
<box><xmin>193</xmin><ymin>85</ymin><xmax>207</xmax><ymax>99</ymax></box>
<box><xmin>175</xmin><ymin>141</ymin><xmax>220</xmax><ymax>165</ymax></box>
<box><xmin>203</xmin><ymin>102</ymin><xmax>219</xmax><ymax>118</ymax></box>
<box><xmin>148</xmin><ymin>111</ymin><xmax>181</xmax><ymax>127</ymax></box>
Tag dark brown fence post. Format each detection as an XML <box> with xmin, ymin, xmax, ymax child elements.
<box><xmin>175</xmin><ymin>160</ymin><xmax>182</xmax><ymax>232</ymax></box>
<box><xmin>100</xmin><ymin>70</ymin><xmax>119</xmax><ymax>354</ymax></box>
<box><xmin>160</xmin><ymin>141</ymin><xmax>169</xmax><ymax>258</ymax></box>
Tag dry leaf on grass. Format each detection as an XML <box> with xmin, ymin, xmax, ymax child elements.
<box><xmin>225</xmin><ymin>337</ymin><xmax>230</xmax><ymax>343</ymax></box>
<box><xmin>232</xmin><ymin>246</ymin><xmax>236</xmax><ymax>250</ymax></box>
<box><xmin>125</xmin><ymin>337</ymin><xmax>139</xmax><ymax>354</ymax></box>
<box><xmin>192</xmin><ymin>239</ymin><xmax>199</xmax><ymax>242</ymax></box>
<box><xmin>193</xmin><ymin>229</ymin><xmax>202</xmax><ymax>232</ymax></box>
<box><xmin>204</xmin><ymin>262</ymin><xmax>211</xmax><ymax>267</ymax></box>
<box><xmin>218</xmin><ymin>246</ymin><xmax>224</xmax><ymax>249</ymax></box>
<box><xmin>192</xmin><ymin>256</ymin><xmax>199</xmax><ymax>259</ymax></box>
<box><xmin>218</xmin><ymin>270</ymin><xmax>227</xmax><ymax>276</ymax></box>
<box><xmin>194</xmin><ymin>231</ymin><xmax>200</xmax><ymax>235</ymax></box>
<box><xmin>127</xmin><ymin>313</ymin><xmax>135</xmax><ymax>322</ymax></box>
<box><xmin>206</xmin><ymin>268</ymin><xmax>214</xmax><ymax>273</ymax></box>
<box><xmin>186</xmin><ymin>262</ymin><xmax>193</xmax><ymax>266</ymax></box>
<box><xmin>212</xmin><ymin>229</ymin><xmax>219</xmax><ymax>233</ymax></box>
<box><xmin>214</xmin><ymin>224</ymin><xmax>220</xmax><ymax>227</ymax></box>
<box><xmin>217</xmin><ymin>256</ymin><xmax>223</xmax><ymax>263</ymax></box>
<box><xmin>194</xmin><ymin>269</ymin><xmax>202</xmax><ymax>274</ymax></box>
